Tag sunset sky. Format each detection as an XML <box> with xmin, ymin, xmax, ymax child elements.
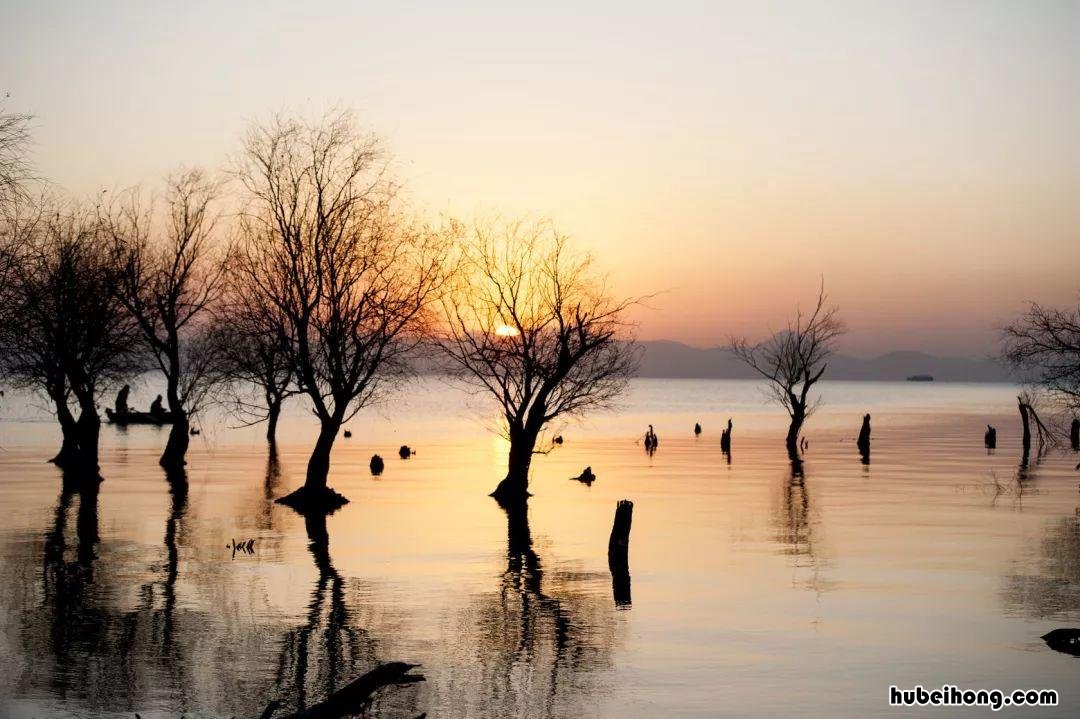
<box><xmin>4</xmin><ymin>0</ymin><xmax>1079</xmax><ymax>357</ymax></box>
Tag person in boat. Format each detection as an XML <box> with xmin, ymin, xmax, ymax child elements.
<box><xmin>115</xmin><ymin>384</ymin><xmax>131</xmax><ymax>416</ymax></box>
<box><xmin>149</xmin><ymin>394</ymin><xmax>165</xmax><ymax>419</ymax></box>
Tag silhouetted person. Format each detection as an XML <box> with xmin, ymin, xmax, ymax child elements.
<box><xmin>149</xmin><ymin>394</ymin><xmax>165</xmax><ymax>419</ymax></box>
<box><xmin>985</xmin><ymin>424</ymin><xmax>997</xmax><ymax>450</ymax></box>
<box><xmin>1071</xmin><ymin>419</ymin><xmax>1079</xmax><ymax>451</ymax></box>
<box><xmin>114</xmin><ymin>384</ymin><xmax>130</xmax><ymax>416</ymax></box>
<box><xmin>694</xmin><ymin>422</ymin><xmax>702</xmax><ymax>436</ymax></box>
<box><xmin>720</xmin><ymin>418</ymin><xmax>732</xmax><ymax>454</ymax></box>
<box><xmin>857</xmin><ymin>413</ymin><xmax>871</xmax><ymax>463</ymax></box>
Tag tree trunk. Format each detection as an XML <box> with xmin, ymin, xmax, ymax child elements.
<box><xmin>266</xmin><ymin>398</ymin><xmax>282</xmax><ymax>444</ymax></box>
<box><xmin>1019</xmin><ymin>399</ymin><xmax>1031</xmax><ymax>465</ymax></box>
<box><xmin>277</xmin><ymin>416</ymin><xmax>348</xmax><ymax>512</ymax></box>
<box><xmin>305</xmin><ymin>418</ymin><xmax>340</xmax><ymax>490</ymax></box>
<box><xmin>74</xmin><ymin>408</ymin><xmax>101</xmax><ymax>473</ymax></box>
<box><xmin>50</xmin><ymin>393</ymin><xmax>80</xmax><ymax>468</ymax></box>
<box><xmin>160</xmin><ymin>412</ymin><xmax>190</xmax><ymax>469</ymax></box>
<box><xmin>492</xmin><ymin>424</ymin><xmax>538</xmax><ymax>504</ymax></box>
<box><xmin>785</xmin><ymin>407</ymin><xmax>805</xmax><ymax>459</ymax></box>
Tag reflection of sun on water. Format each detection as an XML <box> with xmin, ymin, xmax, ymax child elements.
<box><xmin>494</xmin><ymin>324</ymin><xmax>519</xmax><ymax>337</ymax></box>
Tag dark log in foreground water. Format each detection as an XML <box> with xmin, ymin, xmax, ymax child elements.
<box><xmin>262</xmin><ymin>662</ymin><xmax>425</xmax><ymax>719</ymax></box>
<box><xmin>1041</xmin><ymin>628</ymin><xmax>1080</xmax><ymax>657</ymax></box>
<box><xmin>608</xmin><ymin>500</ymin><xmax>633</xmax><ymax>608</ymax></box>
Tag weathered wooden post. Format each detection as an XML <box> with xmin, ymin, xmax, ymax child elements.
<box><xmin>1071</xmin><ymin>418</ymin><xmax>1079</xmax><ymax>450</ymax></box>
<box><xmin>720</xmin><ymin>418</ymin><xmax>732</xmax><ymax>454</ymax></box>
<box><xmin>856</xmin><ymin>413</ymin><xmax>871</xmax><ymax>462</ymax></box>
<box><xmin>608</xmin><ymin>499</ymin><xmax>633</xmax><ymax>608</ymax></box>
<box><xmin>984</xmin><ymin>425</ymin><xmax>997</xmax><ymax>450</ymax></box>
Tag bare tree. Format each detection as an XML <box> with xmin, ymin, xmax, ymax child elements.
<box><xmin>215</xmin><ymin>264</ymin><xmax>297</xmax><ymax>444</ymax></box>
<box><xmin>1002</xmin><ymin>298</ymin><xmax>1080</xmax><ymax>412</ymax></box>
<box><xmin>0</xmin><ymin>198</ymin><xmax>140</xmax><ymax>474</ymax></box>
<box><xmin>233</xmin><ymin>111</ymin><xmax>448</xmax><ymax>511</ymax></box>
<box><xmin>438</xmin><ymin>221</ymin><xmax>639</xmax><ymax>504</ymax></box>
<box><xmin>0</xmin><ymin>100</ymin><xmax>32</xmax><ymax>206</ymax></box>
<box><xmin>104</xmin><ymin>169</ymin><xmax>229</xmax><ymax>469</ymax></box>
<box><xmin>730</xmin><ymin>284</ymin><xmax>845</xmax><ymax>458</ymax></box>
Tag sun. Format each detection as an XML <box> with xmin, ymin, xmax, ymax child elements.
<box><xmin>494</xmin><ymin>324</ymin><xmax>520</xmax><ymax>337</ymax></box>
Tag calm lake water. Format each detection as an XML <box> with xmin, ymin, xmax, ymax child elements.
<box><xmin>1</xmin><ymin>378</ymin><xmax>1078</xmax><ymax>718</ymax></box>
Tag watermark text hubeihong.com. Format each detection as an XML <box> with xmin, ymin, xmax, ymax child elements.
<box><xmin>889</xmin><ymin>685</ymin><xmax>1058</xmax><ymax>712</ymax></box>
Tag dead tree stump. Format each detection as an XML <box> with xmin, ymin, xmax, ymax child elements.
<box><xmin>608</xmin><ymin>499</ymin><xmax>633</xmax><ymax>607</ymax></box>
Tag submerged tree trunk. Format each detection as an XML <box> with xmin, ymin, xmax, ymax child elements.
<box><xmin>51</xmin><ymin>388</ymin><xmax>102</xmax><ymax>478</ymax></box>
<box><xmin>305</xmin><ymin>417</ymin><xmax>341</xmax><ymax>489</ymax></box>
<box><xmin>785</xmin><ymin>405</ymin><xmax>806</xmax><ymax>459</ymax></box>
<box><xmin>74</xmin><ymin>408</ymin><xmax>101</xmax><ymax>473</ymax></box>
<box><xmin>277</xmin><ymin>415</ymin><xmax>347</xmax><ymax>512</ymax></box>
<box><xmin>1019</xmin><ymin>399</ymin><xmax>1031</xmax><ymax>466</ymax></box>
<box><xmin>492</xmin><ymin>424</ymin><xmax>539</xmax><ymax>504</ymax></box>
<box><xmin>160</xmin><ymin>412</ymin><xmax>190</xmax><ymax>469</ymax></box>
<box><xmin>266</xmin><ymin>397</ymin><xmax>282</xmax><ymax>444</ymax></box>
<box><xmin>50</xmin><ymin>392</ymin><xmax>80</xmax><ymax>468</ymax></box>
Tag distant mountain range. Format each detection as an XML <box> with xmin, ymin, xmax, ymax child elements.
<box><xmin>634</xmin><ymin>341</ymin><xmax>1015</xmax><ymax>382</ymax></box>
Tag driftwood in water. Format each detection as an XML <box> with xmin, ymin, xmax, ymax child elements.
<box><xmin>1072</xmin><ymin>419</ymin><xmax>1080</xmax><ymax>450</ymax></box>
<box><xmin>1041</xmin><ymin>628</ymin><xmax>1080</xmax><ymax>657</ymax></box>
<box><xmin>399</xmin><ymin>445</ymin><xmax>413</xmax><ymax>459</ymax></box>
<box><xmin>856</xmin><ymin>413</ymin><xmax>871</xmax><ymax>465</ymax></box>
<box><xmin>984</xmin><ymin>425</ymin><xmax>997</xmax><ymax>450</ymax></box>
<box><xmin>265</xmin><ymin>662</ymin><xmax>425</xmax><ymax>719</ymax></box>
<box><xmin>608</xmin><ymin>500</ymin><xmax>633</xmax><ymax>607</ymax></box>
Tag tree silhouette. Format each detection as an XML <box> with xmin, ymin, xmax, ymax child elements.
<box><xmin>731</xmin><ymin>284</ymin><xmax>844</xmax><ymax>458</ymax></box>
<box><xmin>105</xmin><ymin>169</ymin><xmax>230</xmax><ymax>469</ymax></box>
<box><xmin>232</xmin><ymin>111</ymin><xmax>448</xmax><ymax>511</ymax></box>
<box><xmin>0</xmin><ymin>200</ymin><xmax>139</xmax><ymax>473</ymax></box>
<box><xmin>438</xmin><ymin>221</ymin><xmax>639</xmax><ymax>503</ymax></box>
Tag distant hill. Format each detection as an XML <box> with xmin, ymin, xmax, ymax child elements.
<box><xmin>635</xmin><ymin>341</ymin><xmax>1014</xmax><ymax>382</ymax></box>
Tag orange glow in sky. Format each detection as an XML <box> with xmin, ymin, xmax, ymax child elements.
<box><xmin>4</xmin><ymin>1</ymin><xmax>1079</xmax><ymax>356</ymax></box>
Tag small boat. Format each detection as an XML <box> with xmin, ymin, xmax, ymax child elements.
<box><xmin>105</xmin><ymin>408</ymin><xmax>175</xmax><ymax>425</ymax></box>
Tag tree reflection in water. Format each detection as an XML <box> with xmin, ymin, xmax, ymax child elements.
<box><xmin>774</xmin><ymin>458</ymin><xmax>829</xmax><ymax>593</ymax></box>
<box><xmin>433</xmin><ymin>500</ymin><xmax>619</xmax><ymax>718</ymax></box>
<box><xmin>1003</xmin><ymin>511</ymin><xmax>1080</xmax><ymax>619</ymax></box>
<box><xmin>272</xmin><ymin>510</ymin><xmax>379</xmax><ymax>712</ymax></box>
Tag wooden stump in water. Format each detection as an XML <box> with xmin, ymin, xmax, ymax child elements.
<box><xmin>608</xmin><ymin>499</ymin><xmax>633</xmax><ymax>607</ymax></box>
<box><xmin>857</xmin><ymin>413</ymin><xmax>871</xmax><ymax>460</ymax></box>
<box><xmin>1071</xmin><ymin>418</ymin><xmax>1079</xmax><ymax>450</ymax></box>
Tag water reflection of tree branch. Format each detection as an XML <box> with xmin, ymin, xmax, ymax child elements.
<box><xmin>1002</xmin><ymin>512</ymin><xmax>1080</xmax><ymax>619</ymax></box>
<box><xmin>270</xmin><ymin>511</ymin><xmax>420</xmax><ymax>717</ymax></box>
<box><xmin>436</xmin><ymin>501</ymin><xmax>617</xmax><ymax>718</ymax></box>
<box><xmin>774</xmin><ymin>459</ymin><xmax>829</xmax><ymax>594</ymax></box>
